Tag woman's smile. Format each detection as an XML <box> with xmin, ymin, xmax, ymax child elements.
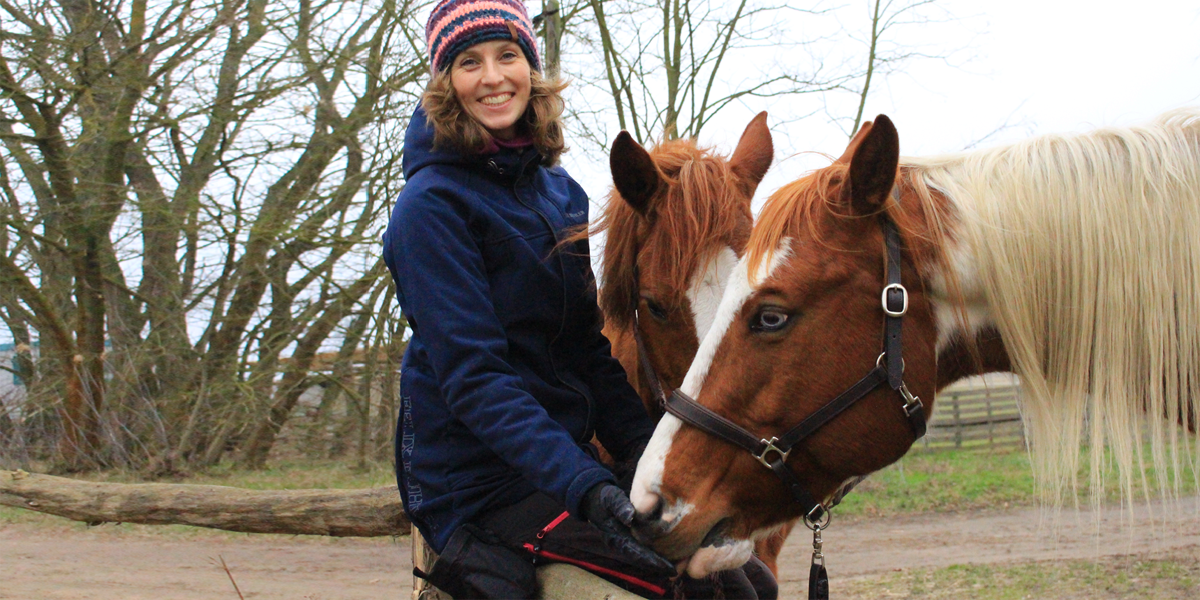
<box><xmin>480</xmin><ymin>92</ymin><xmax>514</xmax><ymax>106</ymax></box>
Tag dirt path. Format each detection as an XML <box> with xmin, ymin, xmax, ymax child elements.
<box><xmin>4</xmin><ymin>496</ymin><xmax>1199</xmax><ymax>599</ymax></box>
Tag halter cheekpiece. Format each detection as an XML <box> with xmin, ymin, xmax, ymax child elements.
<box><xmin>660</xmin><ymin>213</ymin><xmax>928</xmax><ymax>522</ymax></box>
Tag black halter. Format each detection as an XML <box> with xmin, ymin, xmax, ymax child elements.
<box><xmin>660</xmin><ymin>215</ymin><xmax>927</xmax><ymax>522</ymax></box>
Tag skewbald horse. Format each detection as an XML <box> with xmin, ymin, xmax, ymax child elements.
<box><xmin>630</xmin><ymin>110</ymin><xmax>1200</xmax><ymax>577</ymax></box>
<box><xmin>592</xmin><ymin>114</ymin><xmax>806</xmax><ymax>574</ymax></box>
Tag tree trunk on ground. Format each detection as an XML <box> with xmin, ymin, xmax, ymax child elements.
<box><xmin>2</xmin><ymin>470</ymin><xmax>645</xmax><ymax>599</ymax></box>
<box><xmin>0</xmin><ymin>470</ymin><xmax>407</xmax><ymax>537</ymax></box>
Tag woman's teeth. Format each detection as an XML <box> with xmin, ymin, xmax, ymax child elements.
<box><xmin>481</xmin><ymin>93</ymin><xmax>513</xmax><ymax>106</ymax></box>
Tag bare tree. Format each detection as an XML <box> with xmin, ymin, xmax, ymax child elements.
<box><xmin>564</xmin><ymin>0</ymin><xmax>843</xmax><ymax>147</ymax></box>
<box><xmin>0</xmin><ymin>0</ymin><xmax>429</xmax><ymax>471</ymax></box>
<box><xmin>840</xmin><ymin>0</ymin><xmax>956</xmax><ymax>136</ymax></box>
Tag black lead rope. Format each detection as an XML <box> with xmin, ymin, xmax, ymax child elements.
<box><xmin>807</xmin><ymin>522</ymin><xmax>829</xmax><ymax>600</ymax></box>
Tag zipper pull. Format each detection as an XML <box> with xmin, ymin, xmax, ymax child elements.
<box><xmin>487</xmin><ymin>159</ymin><xmax>505</xmax><ymax>175</ymax></box>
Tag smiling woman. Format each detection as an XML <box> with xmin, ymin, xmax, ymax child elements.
<box><xmin>381</xmin><ymin>1</ymin><xmax>776</xmax><ymax>598</ymax></box>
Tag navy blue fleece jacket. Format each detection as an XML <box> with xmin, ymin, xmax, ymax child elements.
<box><xmin>383</xmin><ymin>108</ymin><xmax>655</xmax><ymax>552</ymax></box>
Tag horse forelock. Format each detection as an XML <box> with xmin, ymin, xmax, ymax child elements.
<box><xmin>595</xmin><ymin>139</ymin><xmax>754</xmax><ymax>330</ymax></box>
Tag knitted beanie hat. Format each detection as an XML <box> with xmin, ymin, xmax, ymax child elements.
<box><xmin>426</xmin><ymin>0</ymin><xmax>542</xmax><ymax>74</ymax></box>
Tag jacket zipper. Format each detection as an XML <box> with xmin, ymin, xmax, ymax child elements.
<box><xmin>508</xmin><ymin>173</ymin><xmax>596</xmax><ymax>442</ymax></box>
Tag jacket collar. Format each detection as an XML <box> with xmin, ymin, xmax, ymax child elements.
<box><xmin>403</xmin><ymin>107</ymin><xmax>543</xmax><ymax>183</ymax></box>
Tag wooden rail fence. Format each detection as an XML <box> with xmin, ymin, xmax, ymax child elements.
<box><xmin>918</xmin><ymin>378</ymin><xmax>1025</xmax><ymax>451</ymax></box>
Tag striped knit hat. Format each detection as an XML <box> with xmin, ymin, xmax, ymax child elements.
<box><xmin>426</xmin><ymin>0</ymin><xmax>542</xmax><ymax>74</ymax></box>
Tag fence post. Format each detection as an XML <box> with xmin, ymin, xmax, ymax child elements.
<box><xmin>986</xmin><ymin>390</ymin><xmax>994</xmax><ymax>447</ymax></box>
<box><xmin>952</xmin><ymin>393</ymin><xmax>962</xmax><ymax>449</ymax></box>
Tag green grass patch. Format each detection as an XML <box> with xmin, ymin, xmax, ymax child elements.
<box><xmin>836</xmin><ymin>449</ymin><xmax>1037</xmax><ymax>518</ymax></box>
<box><xmin>839</xmin><ymin>549</ymin><xmax>1200</xmax><ymax>599</ymax></box>
<box><xmin>835</xmin><ymin>446</ymin><xmax>1199</xmax><ymax>520</ymax></box>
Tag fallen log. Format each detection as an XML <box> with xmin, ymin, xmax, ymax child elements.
<box><xmin>3</xmin><ymin>470</ymin><xmax>648</xmax><ymax>599</ymax></box>
<box><xmin>0</xmin><ymin>469</ymin><xmax>409</xmax><ymax>536</ymax></box>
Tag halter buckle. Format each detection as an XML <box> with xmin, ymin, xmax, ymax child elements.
<box><xmin>899</xmin><ymin>382</ymin><xmax>924</xmax><ymax>417</ymax></box>
<box><xmin>755</xmin><ymin>437</ymin><xmax>791</xmax><ymax>469</ymax></box>
<box><xmin>881</xmin><ymin>283</ymin><xmax>908</xmax><ymax>317</ymax></box>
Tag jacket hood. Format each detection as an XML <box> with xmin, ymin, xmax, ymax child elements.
<box><xmin>402</xmin><ymin>106</ymin><xmax>471</xmax><ymax>180</ymax></box>
<box><xmin>402</xmin><ymin>106</ymin><xmax>542</xmax><ymax>181</ymax></box>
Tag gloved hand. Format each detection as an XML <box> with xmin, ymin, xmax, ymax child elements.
<box><xmin>579</xmin><ymin>482</ymin><xmax>676</xmax><ymax>574</ymax></box>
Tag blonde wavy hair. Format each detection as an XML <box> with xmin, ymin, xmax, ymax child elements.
<box><xmin>421</xmin><ymin>68</ymin><xmax>568</xmax><ymax>165</ymax></box>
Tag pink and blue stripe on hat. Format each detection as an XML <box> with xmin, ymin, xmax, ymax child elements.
<box><xmin>426</xmin><ymin>0</ymin><xmax>542</xmax><ymax>73</ymax></box>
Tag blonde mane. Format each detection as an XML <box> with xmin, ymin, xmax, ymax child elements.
<box><xmin>910</xmin><ymin>109</ymin><xmax>1200</xmax><ymax>508</ymax></box>
<box><xmin>750</xmin><ymin>109</ymin><xmax>1200</xmax><ymax>509</ymax></box>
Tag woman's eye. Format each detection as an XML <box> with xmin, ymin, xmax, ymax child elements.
<box><xmin>501</xmin><ymin>51</ymin><xmax>519</xmax><ymax>61</ymax></box>
<box><xmin>751</xmin><ymin>308</ymin><xmax>789</xmax><ymax>333</ymax></box>
<box><xmin>457</xmin><ymin>57</ymin><xmax>479</xmax><ymax>68</ymax></box>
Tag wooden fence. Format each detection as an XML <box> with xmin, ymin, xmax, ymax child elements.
<box><xmin>917</xmin><ymin>376</ymin><xmax>1025</xmax><ymax>451</ymax></box>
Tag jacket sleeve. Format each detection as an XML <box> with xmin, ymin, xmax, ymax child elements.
<box><xmin>577</xmin><ymin>256</ymin><xmax>657</xmax><ymax>463</ymax></box>
<box><xmin>385</xmin><ymin>186</ymin><xmax>614</xmax><ymax>515</ymax></box>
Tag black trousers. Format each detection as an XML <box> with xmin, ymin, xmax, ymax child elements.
<box><xmin>420</xmin><ymin>490</ymin><xmax>778</xmax><ymax>600</ymax></box>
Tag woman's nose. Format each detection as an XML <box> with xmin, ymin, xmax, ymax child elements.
<box><xmin>480</xmin><ymin>60</ymin><xmax>503</xmax><ymax>85</ymax></box>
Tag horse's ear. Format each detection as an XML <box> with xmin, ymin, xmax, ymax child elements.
<box><xmin>837</xmin><ymin>120</ymin><xmax>874</xmax><ymax>164</ymax></box>
<box><xmin>843</xmin><ymin>114</ymin><xmax>899</xmax><ymax>214</ymax></box>
<box><xmin>729</xmin><ymin>112</ymin><xmax>773</xmax><ymax>198</ymax></box>
<box><xmin>610</xmin><ymin>131</ymin><xmax>663</xmax><ymax>216</ymax></box>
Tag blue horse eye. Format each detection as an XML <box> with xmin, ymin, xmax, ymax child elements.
<box><xmin>753</xmin><ymin>309</ymin><xmax>789</xmax><ymax>332</ymax></box>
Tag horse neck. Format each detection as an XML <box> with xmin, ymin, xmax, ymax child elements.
<box><xmin>897</xmin><ymin>165</ymin><xmax>1013</xmax><ymax>389</ymax></box>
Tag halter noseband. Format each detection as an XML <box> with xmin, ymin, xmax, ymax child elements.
<box><xmin>660</xmin><ymin>214</ymin><xmax>927</xmax><ymax>521</ymax></box>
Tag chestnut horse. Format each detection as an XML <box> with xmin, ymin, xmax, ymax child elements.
<box><xmin>630</xmin><ymin>110</ymin><xmax>1200</xmax><ymax>577</ymax></box>
<box><xmin>592</xmin><ymin>113</ymin><xmax>803</xmax><ymax>573</ymax></box>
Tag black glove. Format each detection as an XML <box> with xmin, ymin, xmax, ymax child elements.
<box><xmin>579</xmin><ymin>482</ymin><xmax>676</xmax><ymax>574</ymax></box>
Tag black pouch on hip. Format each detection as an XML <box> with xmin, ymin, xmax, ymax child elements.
<box><xmin>415</xmin><ymin>522</ymin><xmax>538</xmax><ymax>599</ymax></box>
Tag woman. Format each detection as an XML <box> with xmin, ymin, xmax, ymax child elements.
<box><xmin>383</xmin><ymin>2</ymin><xmax>775</xmax><ymax>597</ymax></box>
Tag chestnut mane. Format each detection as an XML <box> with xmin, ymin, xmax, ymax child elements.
<box><xmin>593</xmin><ymin>138</ymin><xmax>753</xmax><ymax>330</ymax></box>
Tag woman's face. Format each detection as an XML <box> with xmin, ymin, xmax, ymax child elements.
<box><xmin>450</xmin><ymin>40</ymin><xmax>532</xmax><ymax>141</ymax></box>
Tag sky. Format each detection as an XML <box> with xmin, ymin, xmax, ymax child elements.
<box><xmin>559</xmin><ymin>0</ymin><xmax>1200</xmax><ymax>211</ymax></box>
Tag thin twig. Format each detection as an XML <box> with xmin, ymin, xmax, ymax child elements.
<box><xmin>213</xmin><ymin>555</ymin><xmax>245</xmax><ymax>600</ymax></box>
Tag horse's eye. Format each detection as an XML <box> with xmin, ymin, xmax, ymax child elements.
<box><xmin>643</xmin><ymin>298</ymin><xmax>669</xmax><ymax>322</ymax></box>
<box><xmin>751</xmin><ymin>308</ymin><xmax>790</xmax><ymax>333</ymax></box>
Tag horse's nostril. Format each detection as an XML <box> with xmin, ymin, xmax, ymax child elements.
<box><xmin>634</xmin><ymin>495</ymin><xmax>664</xmax><ymax>525</ymax></box>
<box><xmin>631</xmin><ymin>497</ymin><xmax>678</xmax><ymax>542</ymax></box>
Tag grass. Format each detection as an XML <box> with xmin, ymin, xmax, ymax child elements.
<box><xmin>838</xmin><ymin>548</ymin><xmax>1200</xmax><ymax>599</ymax></box>
<box><xmin>835</xmin><ymin>446</ymin><xmax>1200</xmax><ymax>520</ymax></box>
<box><xmin>836</xmin><ymin>449</ymin><xmax>1037</xmax><ymax>519</ymax></box>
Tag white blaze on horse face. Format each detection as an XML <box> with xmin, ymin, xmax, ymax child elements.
<box><xmin>930</xmin><ymin>235</ymin><xmax>995</xmax><ymax>352</ymax></box>
<box><xmin>631</xmin><ymin>240</ymin><xmax>793</xmax><ymax>517</ymax></box>
<box><xmin>686</xmin><ymin>246</ymin><xmax>739</xmax><ymax>347</ymax></box>
<box><xmin>631</xmin><ymin>413</ymin><xmax>683</xmax><ymax>514</ymax></box>
<box><xmin>630</xmin><ymin>247</ymin><xmax>735</xmax><ymax>514</ymax></box>
<box><xmin>681</xmin><ymin>239</ymin><xmax>793</xmax><ymax>397</ymax></box>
